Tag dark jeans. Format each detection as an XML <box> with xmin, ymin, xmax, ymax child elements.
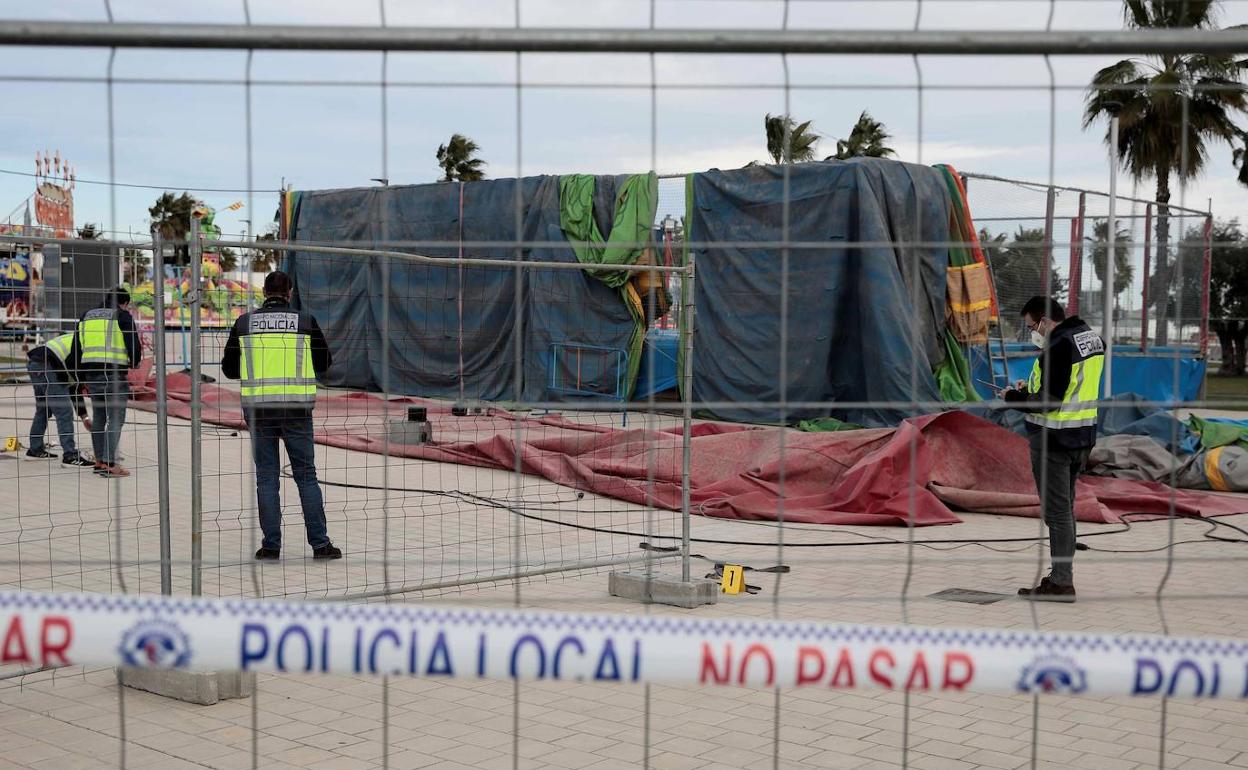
<box><xmin>245</xmin><ymin>409</ymin><xmax>329</xmax><ymax>552</ymax></box>
<box><xmin>84</xmin><ymin>369</ymin><xmax>128</xmax><ymax>465</ymax></box>
<box><xmin>28</xmin><ymin>360</ymin><xmax>78</xmax><ymax>456</ymax></box>
<box><xmin>1028</xmin><ymin>437</ymin><xmax>1091</xmax><ymax>586</ymax></box>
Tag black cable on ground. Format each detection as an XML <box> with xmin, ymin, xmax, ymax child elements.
<box><xmin>290</xmin><ymin>467</ymin><xmax>1248</xmax><ymax>552</ymax></box>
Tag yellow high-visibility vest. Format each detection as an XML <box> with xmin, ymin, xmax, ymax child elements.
<box><xmin>1026</xmin><ymin>327</ymin><xmax>1105</xmax><ymax>431</ymax></box>
<box><xmin>43</xmin><ymin>333</ymin><xmax>75</xmax><ymax>365</ymax></box>
<box><xmin>77</xmin><ymin>309</ymin><xmax>128</xmax><ymax>366</ymax></box>
<box><xmin>239</xmin><ymin>310</ymin><xmax>317</xmax><ymax>407</ymax></box>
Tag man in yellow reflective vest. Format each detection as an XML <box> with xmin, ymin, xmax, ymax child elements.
<box><xmin>1004</xmin><ymin>296</ymin><xmax>1105</xmax><ymax>603</ymax></box>
<box><xmin>24</xmin><ymin>331</ymin><xmax>94</xmax><ymax>466</ymax></box>
<box><xmin>222</xmin><ymin>271</ymin><xmax>341</xmax><ymax>561</ymax></box>
<box><xmin>71</xmin><ymin>288</ymin><xmax>141</xmax><ymax>478</ymax></box>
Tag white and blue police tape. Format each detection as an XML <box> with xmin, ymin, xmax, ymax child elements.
<box><xmin>1</xmin><ymin>590</ymin><xmax>1244</xmax><ymax>698</ymax></box>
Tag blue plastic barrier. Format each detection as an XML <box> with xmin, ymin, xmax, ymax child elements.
<box><xmin>634</xmin><ymin>328</ymin><xmax>680</xmax><ymax>399</ymax></box>
<box><xmin>969</xmin><ymin>343</ymin><xmax>1205</xmax><ymax>403</ymax></box>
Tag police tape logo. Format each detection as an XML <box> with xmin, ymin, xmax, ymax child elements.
<box><xmin>118</xmin><ymin>618</ymin><xmax>192</xmax><ymax>669</ymax></box>
<box><xmin>1016</xmin><ymin>654</ymin><xmax>1087</xmax><ymax>694</ymax></box>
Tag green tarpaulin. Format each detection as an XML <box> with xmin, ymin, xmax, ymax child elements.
<box><xmin>932</xmin><ymin>165</ymin><xmax>981</xmax><ymax>404</ymax></box>
<box><xmin>935</xmin><ymin>328</ymin><xmax>981</xmax><ymax>403</ymax></box>
<box><xmin>796</xmin><ymin>416</ymin><xmax>864</xmax><ymax>432</ymax></box>
<box><xmin>1188</xmin><ymin>415</ymin><xmax>1248</xmax><ymax>450</ymax></box>
<box><xmin>559</xmin><ymin>172</ymin><xmax>658</xmax><ymax>396</ymax></box>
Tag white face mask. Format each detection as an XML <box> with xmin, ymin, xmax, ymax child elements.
<box><xmin>1031</xmin><ymin>330</ymin><xmax>1046</xmax><ymax>349</ymax></box>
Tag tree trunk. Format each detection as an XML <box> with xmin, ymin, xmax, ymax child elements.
<box><xmin>1235</xmin><ymin>322</ymin><xmax>1248</xmax><ymax>377</ymax></box>
<box><xmin>1153</xmin><ymin>171</ymin><xmax>1171</xmax><ymax>348</ymax></box>
<box><xmin>1214</xmin><ymin>320</ymin><xmax>1237</xmax><ymax>374</ymax></box>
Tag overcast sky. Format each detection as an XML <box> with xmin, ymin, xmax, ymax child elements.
<box><xmin>1</xmin><ymin>0</ymin><xmax>1246</xmax><ymax>242</ymax></box>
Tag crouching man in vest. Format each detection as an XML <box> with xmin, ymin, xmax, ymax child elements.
<box><xmin>222</xmin><ymin>271</ymin><xmax>341</xmax><ymax>561</ymax></box>
<box><xmin>25</xmin><ymin>332</ymin><xmax>94</xmax><ymax>467</ymax></box>
<box><xmin>1003</xmin><ymin>296</ymin><xmax>1105</xmax><ymax>603</ymax></box>
<box><xmin>71</xmin><ymin>288</ymin><xmax>141</xmax><ymax>478</ymax></box>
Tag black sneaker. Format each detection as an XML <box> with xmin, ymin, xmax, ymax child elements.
<box><xmin>62</xmin><ymin>454</ymin><xmax>94</xmax><ymax>468</ymax></box>
<box><xmin>313</xmin><ymin>544</ymin><xmax>342</xmax><ymax>560</ymax></box>
<box><xmin>1018</xmin><ymin>576</ymin><xmax>1076</xmax><ymax>603</ymax></box>
<box><xmin>24</xmin><ymin>448</ymin><xmax>56</xmax><ymax>461</ymax></box>
<box><xmin>255</xmin><ymin>548</ymin><xmax>280</xmax><ymax>561</ymax></box>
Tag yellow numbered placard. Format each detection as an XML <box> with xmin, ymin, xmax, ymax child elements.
<box><xmin>2</xmin><ymin>436</ymin><xmax>19</xmax><ymax>452</ymax></box>
<box><xmin>720</xmin><ymin>564</ymin><xmax>744</xmax><ymax>595</ymax></box>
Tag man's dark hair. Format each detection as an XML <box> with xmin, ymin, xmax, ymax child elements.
<box><xmin>264</xmin><ymin>271</ymin><xmax>293</xmax><ymax>298</ymax></box>
<box><xmin>113</xmin><ymin>288</ymin><xmax>130</xmax><ymax>307</ymax></box>
<box><xmin>1020</xmin><ymin>296</ymin><xmax>1064</xmax><ymax>323</ymax></box>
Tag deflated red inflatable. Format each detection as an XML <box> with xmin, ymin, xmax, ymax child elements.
<box><xmin>130</xmin><ymin>366</ymin><xmax>1248</xmax><ymax>527</ymax></box>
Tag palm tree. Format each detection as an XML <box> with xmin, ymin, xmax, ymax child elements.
<box><xmin>1087</xmin><ymin>219</ymin><xmax>1135</xmax><ymax>311</ymax></box>
<box><xmin>249</xmin><ymin>227</ymin><xmax>281</xmax><ymax>273</ymax></box>
<box><xmin>981</xmin><ymin>226</ymin><xmax>1067</xmax><ymax>338</ymax></box>
<box><xmin>436</xmin><ymin>134</ymin><xmax>487</xmax><ymax>182</ymax></box>
<box><xmin>831</xmin><ymin>111</ymin><xmax>897</xmax><ymax>160</ymax></box>
<box><xmin>218</xmin><ymin>247</ymin><xmax>239</xmax><ymax>273</ymax></box>
<box><xmin>1235</xmin><ymin>132</ymin><xmax>1248</xmax><ymax>187</ymax></box>
<box><xmin>764</xmin><ymin>113</ymin><xmax>819</xmax><ymax>165</ymax></box>
<box><xmin>1083</xmin><ymin>0</ymin><xmax>1247</xmax><ymax>346</ymax></box>
<box><xmin>148</xmin><ymin>191</ymin><xmax>196</xmax><ymax>265</ymax></box>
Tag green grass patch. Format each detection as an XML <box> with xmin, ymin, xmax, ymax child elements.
<box><xmin>1204</xmin><ymin>373</ymin><xmax>1248</xmax><ymax>407</ymax></box>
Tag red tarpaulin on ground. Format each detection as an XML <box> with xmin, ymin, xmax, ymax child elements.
<box><xmin>129</xmin><ymin>365</ymin><xmax>1248</xmax><ymax>527</ymax></box>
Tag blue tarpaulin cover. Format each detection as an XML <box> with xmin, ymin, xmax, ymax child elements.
<box><xmin>684</xmin><ymin>159</ymin><xmax>951</xmax><ymax>425</ymax></box>
<box><xmin>285</xmin><ymin>175</ymin><xmax>639</xmax><ymax>403</ymax></box>
<box><xmin>287</xmin><ymin>159</ymin><xmax>956</xmax><ymax>424</ymax></box>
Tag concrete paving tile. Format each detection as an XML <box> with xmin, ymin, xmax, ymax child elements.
<box><xmin>962</xmin><ymin>747</ymin><xmax>1030</xmax><ymax>769</ymax></box>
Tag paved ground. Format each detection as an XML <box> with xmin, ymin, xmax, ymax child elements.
<box><xmin>0</xmin><ymin>380</ymin><xmax>1245</xmax><ymax>770</ymax></box>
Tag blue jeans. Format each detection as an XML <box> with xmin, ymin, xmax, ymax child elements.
<box><xmin>84</xmin><ymin>369</ymin><xmax>128</xmax><ymax>465</ymax></box>
<box><xmin>245</xmin><ymin>409</ymin><xmax>329</xmax><ymax>551</ymax></box>
<box><xmin>28</xmin><ymin>359</ymin><xmax>78</xmax><ymax>456</ymax></box>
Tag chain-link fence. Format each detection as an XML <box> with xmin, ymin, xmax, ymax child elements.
<box><xmin>0</xmin><ymin>7</ymin><xmax>1247</xmax><ymax>770</ymax></box>
<box><xmin>964</xmin><ymin>173</ymin><xmax>1211</xmax><ymax>352</ymax></box>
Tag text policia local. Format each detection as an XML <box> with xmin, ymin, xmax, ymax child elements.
<box><xmin>238</xmin><ymin>623</ymin><xmax>644</xmax><ymax>683</ymax></box>
<box><xmin>235</xmin><ymin>622</ymin><xmax>978</xmax><ymax>691</ymax></box>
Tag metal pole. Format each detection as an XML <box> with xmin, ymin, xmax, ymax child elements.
<box><xmin>1141</xmin><ymin>203</ymin><xmax>1152</xmax><ymax>353</ymax></box>
<box><xmin>678</xmin><ymin>259</ymin><xmax>695</xmax><ymax>583</ymax></box>
<box><xmin>1199</xmin><ymin>212</ymin><xmax>1213</xmax><ymax>358</ymax></box>
<box><xmin>1041</xmin><ymin>187</ymin><xmax>1055</xmax><ymax>299</ymax></box>
<box><xmin>1067</xmin><ymin>220</ymin><xmax>1079</xmax><ymax>316</ymax></box>
<box><xmin>959</xmin><ymin>172</ymin><xmax>1207</xmax><ymax>218</ymax></box>
<box><xmin>152</xmin><ymin>233</ymin><xmax>172</xmax><ymax>595</ymax></box>
<box><xmin>1103</xmin><ymin>113</ymin><xmax>1119</xmax><ymax>396</ymax></box>
<box><xmin>207</xmin><ymin>238</ymin><xmax>687</xmax><ymax>274</ymax></box>
<box><xmin>189</xmin><ymin>215</ymin><xmax>203</xmax><ymax>596</ymax></box>
<box><xmin>1068</xmin><ymin>192</ymin><xmax>1085</xmax><ymax>316</ymax></box>
<box><xmin>3</xmin><ymin>22</ymin><xmax>1248</xmax><ymax>55</ymax></box>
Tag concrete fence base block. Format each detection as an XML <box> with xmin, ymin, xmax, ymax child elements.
<box><xmin>608</xmin><ymin>571</ymin><xmax>719</xmax><ymax>609</ymax></box>
<box><xmin>116</xmin><ymin>668</ymin><xmax>254</xmax><ymax>705</ymax></box>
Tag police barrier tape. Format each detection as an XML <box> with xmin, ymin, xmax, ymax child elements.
<box><xmin>1</xmin><ymin>590</ymin><xmax>1245</xmax><ymax>698</ymax></box>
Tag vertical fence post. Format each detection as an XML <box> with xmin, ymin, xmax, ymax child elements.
<box><xmin>189</xmin><ymin>215</ymin><xmax>203</xmax><ymax>597</ymax></box>
<box><xmin>1103</xmin><ymin>113</ymin><xmax>1119</xmax><ymax>396</ymax></box>
<box><xmin>679</xmin><ymin>257</ymin><xmax>696</xmax><ymax>583</ymax></box>
<box><xmin>1041</xmin><ymin>186</ymin><xmax>1055</xmax><ymax>299</ymax></box>
<box><xmin>1141</xmin><ymin>204</ymin><xmax>1152</xmax><ymax>353</ymax></box>
<box><xmin>1200</xmin><ymin>213</ymin><xmax>1212</xmax><ymax>358</ymax></box>
<box><xmin>1067</xmin><ymin>191</ymin><xmax>1085</xmax><ymax>316</ymax></box>
<box><xmin>152</xmin><ymin>232</ymin><xmax>172</xmax><ymax>596</ymax></box>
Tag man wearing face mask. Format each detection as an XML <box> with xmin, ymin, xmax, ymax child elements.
<box><xmin>1003</xmin><ymin>296</ymin><xmax>1105</xmax><ymax>603</ymax></box>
